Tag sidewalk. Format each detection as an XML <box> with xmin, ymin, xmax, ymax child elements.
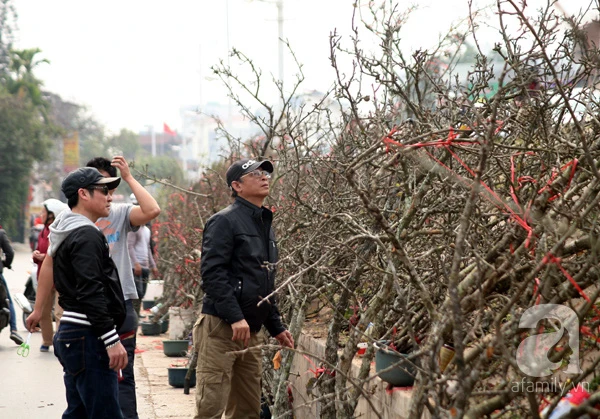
<box><xmin>0</xmin><ymin>241</ymin><xmax>196</xmax><ymax>418</ymax></box>
<box><xmin>135</xmin><ymin>325</ymin><xmax>196</xmax><ymax>419</ymax></box>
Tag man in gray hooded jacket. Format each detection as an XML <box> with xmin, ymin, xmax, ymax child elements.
<box><xmin>51</xmin><ymin>167</ymin><xmax>128</xmax><ymax>418</ymax></box>
<box><xmin>28</xmin><ymin>156</ymin><xmax>161</xmax><ymax>419</ymax></box>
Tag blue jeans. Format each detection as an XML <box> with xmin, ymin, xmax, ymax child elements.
<box><xmin>133</xmin><ymin>269</ymin><xmax>150</xmax><ymax>301</ymax></box>
<box><xmin>0</xmin><ymin>274</ymin><xmax>17</xmax><ymax>331</ymax></box>
<box><xmin>118</xmin><ymin>300</ymin><xmax>139</xmax><ymax>419</ymax></box>
<box><xmin>53</xmin><ymin>323</ymin><xmax>123</xmax><ymax>419</ymax></box>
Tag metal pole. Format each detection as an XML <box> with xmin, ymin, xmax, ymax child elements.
<box><xmin>151</xmin><ymin>125</ymin><xmax>156</xmax><ymax>157</ymax></box>
<box><xmin>226</xmin><ymin>0</ymin><xmax>232</xmax><ymax>123</ymax></box>
<box><xmin>277</xmin><ymin>0</ymin><xmax>283</xmax><ymax>86</ymax></box>
<box><xmin>182</xmin><ymin>135</ymin><xmax>187</xmax><ymax>173</ymax></box>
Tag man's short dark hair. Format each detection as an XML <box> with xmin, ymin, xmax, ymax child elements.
<box><xmin>87</xmin><ymin>157</ymin><xmax>117</xmax><ymax>177</ymax></box>
<box><xmin>230</xmin><ymin>178</ymin><xmax>243</xmax><ymax>198</ymax></box>
<box><xmin>67</xmin><ymin>195</ymin><xmax>78</xmax><ymax>209</ymax></box>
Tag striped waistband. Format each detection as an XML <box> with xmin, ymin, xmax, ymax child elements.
<box><xmin>60</xmin><ymin>311</ymin><xmax>119</xmax><ymax>348</ymax></box>
<box><xmin>61</xmin><ymin>311</ymin><xmax>92</xmax><ymax>326</ymax></box>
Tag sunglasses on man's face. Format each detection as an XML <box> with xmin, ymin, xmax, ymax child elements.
<box><xmin>241</xmin><ymin>170</ymin><xmax>271</xmax><ymax>179</ymax></box>
<box><xmin>87</xmin><ymin>185</ymin><xmax>110</xmax><ymax>195</ymax></box>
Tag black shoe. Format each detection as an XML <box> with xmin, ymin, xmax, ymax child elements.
<box><xmin>10</xmin><ymin>331</ymin><xmax>24</xmax><ymax>345</ymax></box>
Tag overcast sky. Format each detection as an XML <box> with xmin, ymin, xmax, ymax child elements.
<box><xmin>12</xmin><ymin>0</ymin><xmax>597</xmax><ymax>134</ymax></box>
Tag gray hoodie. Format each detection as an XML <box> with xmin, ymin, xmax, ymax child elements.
<box><xmin>49</xmin><ymin>211</ymin><xmax>98</xmax><ymax>257</ymax></box>
<box><xmin>49</xmin><ymin>205</ymin><xmax>139</xmax><ymax>301</ymax></box>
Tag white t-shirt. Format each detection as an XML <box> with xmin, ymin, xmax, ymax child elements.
<box><xmin>95</xmin><ymin>203</ymin><xmax>139</xmax><ymax>301</ymax></box>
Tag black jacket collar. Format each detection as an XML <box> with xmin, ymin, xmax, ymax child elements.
<box><xmin>234</xmin><ymin>196</ymin><xmax>272</xmax><ymax>220</ymax></box>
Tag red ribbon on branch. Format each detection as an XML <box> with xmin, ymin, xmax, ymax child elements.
<box><xmin>537</xmin><ymin>159</ymin><xmax>578</xmax><ymax>202</ymax></box>
<box><xmin>382</xmin><ymin>126</ymin><xmax>590</xmax><ymax>310</ymax></box>
<box><xmin>541</xmin><ymin>253</ymin><xmax>600</xmax><ymax>317</ymax></box>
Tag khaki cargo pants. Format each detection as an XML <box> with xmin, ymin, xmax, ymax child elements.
<box><xmin>193</xmin><ymin>314</ymin><xmax>263</xmax><ymax>419</ymax></box>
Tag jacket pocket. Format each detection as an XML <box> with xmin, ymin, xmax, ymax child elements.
<box><xmin>206</xmin><ymin>314</ymin><xmax>226</xmax><ymax>337</ymax></box>
<box><xmin>268</xmin><ymin>231</ymin><xmax>278</xmax><ymax>264</ymax></box>
<box><xmin>193</xmin><ymin>315</ymin><xmax>205</xmax><ymax>351</ymax></box>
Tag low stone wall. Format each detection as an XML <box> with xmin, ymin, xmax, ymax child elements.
<box><xmin>288</xmin><ymin>334</ymin><xmax>427</xmax><ymax>418</ymax></box>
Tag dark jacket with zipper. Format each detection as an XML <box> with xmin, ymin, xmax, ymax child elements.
<box><xmin>0</xmin><ymin>229</ymin><xmax>14</xmax><ymax>274</ymax></box>
<box><xmin>200</xmin><ymin>197</ymin><xmax>286</xmax><ymax>337</ymax></box>
<box><xmin>54</xmin><ymin>225</ymin><xmax>126</xmax><ymax>339</ymax></box>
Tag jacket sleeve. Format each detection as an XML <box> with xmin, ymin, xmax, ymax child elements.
<box><xmin>200</xmin><ymin>214</ymin><xmax>244</xmax><ymax>324</ymax></box>
<box><xmin>70</xmin><ymin>228</ymin><xmax>119</xmax><ymax>346</ymax></box>
<box><xmin>264</xmin><ymin>299</ymin><xmax>286</xmax><ymax>337</ymax></box>
<box><xmin>0</xmin><ymin>230</ymin><xmax>14</xmax><ymax>269</ymax></box>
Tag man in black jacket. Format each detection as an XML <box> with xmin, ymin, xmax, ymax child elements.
<box><xmin>0</xmin><ymin>227</ymin><xmax>23</xmax><ymax>344</ymax></box>
<box><xmin>51</xmin><ymin>167</ymin><xmax>128</xmax><ymax>418</ymax></box>
<box><xmin>194</xmin><ymin>158</ymin><xmax>294</xmax><ymax>419</ymax></box>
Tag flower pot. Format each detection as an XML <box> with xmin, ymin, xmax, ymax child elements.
<box><xmin>160</xmin><ymin>318</ymin><xmax>169</xmax><ymax>334</ymax></box>
<box><xmin>140</xmin><ymin>321</ymin><xmax>161</xmax><ymax>336</ymax></box>
<box><xmin>373</xmin><ymin>341</ymin><xmax>416</xmax><ymax>387</ymax></box>
<box><xmin>168</xmin><ymin>367</ymin><xmax>196</xmax><ymax>388</ymax></box>
<box><xmin>163</xmin><ymin>339</ymin><xmax>188</xmax><ymax>357</ymax></box>
<box><xmin>142</xmin><ymin>300</ymin><xmax>155</xmax><ymax>310</ymax></box>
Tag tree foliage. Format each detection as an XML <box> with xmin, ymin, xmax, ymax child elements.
<box><xmin>0</xmin><ymin>46</ymin><xmax>53</xmax><ymax>239</ymax></box>
<box><xmin>108</xmin><ymin>128</ymin><xmax>141</xmax><ymax>160</ymax></box>
<box><xmin>6</xmin><ymin>48</ymin><xmax>50</xmax><ymax>115</ymax></box>
<box><xmin>0</xmin><ymin>0</ymin><xmax>16</xmax><ymax>78</ymax></box>
<box><xmin>0</xmin><ymin>93</ymin><xmax>48</xmax><ymax>236</ymax></box>
<box><xmin>135</xmin><ymin>155</ymin><xmax>185</xmax><ymax>186</ymax></box>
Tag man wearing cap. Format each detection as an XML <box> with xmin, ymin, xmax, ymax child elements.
<box><xmin>194</xmin><ymin>158</ymin><xmax>294</xmax><ymax>419</ymax></box>
<box><xmin>27</xmin><ymin>156</ymin><xmax>161</xmax><ymax>419</ymax></box>
<box><xmin>50</xmin><ymin>167</ymin><xmax>128</xmax><ymax>418</ymax></box>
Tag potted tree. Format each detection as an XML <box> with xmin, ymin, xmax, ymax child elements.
<box><xmin>373</xmin><ymin>339</ymin><xmax>417</xmax><ymax>387</ymax></box>
<box><xmin>163</xmin><ymin>338</ymin><xmax>189</xmax><ymax>357</ymax></box>
<box><xmin>167</xmin><ymin>359</ymin><xmax>196</xmax><ymax>388</ymax></box>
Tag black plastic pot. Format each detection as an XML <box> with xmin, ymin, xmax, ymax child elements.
<box><xmin>163</xmin><ymin>340</ymin><xmax>188</xmax><ymax>357</ymax></box>
<box><xmin>168</xmin><ymin>367</ymin><xmax>196</xmax><ymax>388</ymax></box>
<box><xmin>373</xmin><ymin>341</ymin><xmax>416</xmax><ymax>387</ymax></box>
<box><xmin>160</xmin><ymin>318</ymin><xmax>169</xmax><ymax>334</ymax></box>
<box><xmin>140</xmin><ymin>321</ymin><xmax>161</xmax><ymax>336</ymax></box>
<box><xmin>142</xmin><ymin>300</ymin><xmax>155</xmax><ymax>310</ymax></box>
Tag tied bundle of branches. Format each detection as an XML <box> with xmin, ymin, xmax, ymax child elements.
<box><xmin>154</xmin><ymin>0</ymin><xmax>600</xmax><ymax>418</ymax></box>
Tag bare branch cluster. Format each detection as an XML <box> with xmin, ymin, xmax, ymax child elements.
<box><xmin>155</xmin><ymin>1</ymin><xmax>600</xmax><ymax>417</ymax></box>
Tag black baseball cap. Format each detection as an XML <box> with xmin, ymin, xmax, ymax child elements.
<box><xmin>226</xmin><ymin>159</ymin><xmax>274</xmax><ymax>187</ymax></box>
<box><xmin>62</xmin><ymin>167</ymin><xmax>121</xmax><ymax>200</ymax></box>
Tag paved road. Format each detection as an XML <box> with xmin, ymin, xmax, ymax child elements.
<box><xmin>0</xmin><ymin>242</ymin><xmax>66</xmax><ymax>418</ymax></box>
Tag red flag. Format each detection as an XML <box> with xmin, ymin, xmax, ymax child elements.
<box><xmin>163</xmin><ymin>123</ymin><xmax>176</xmax><ymax>136</ymax></box>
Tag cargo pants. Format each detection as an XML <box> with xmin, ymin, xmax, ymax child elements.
<box><xmin>193</xmin><ymin>314</ymin><xmax>263</xmax><ymax>419</ymax></box>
